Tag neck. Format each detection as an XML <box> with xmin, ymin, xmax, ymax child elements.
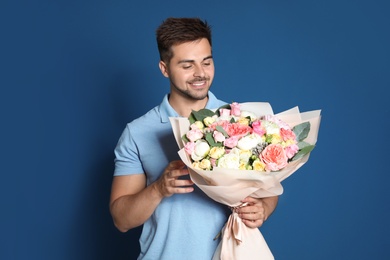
<box><xmin>168</xmin><ymin>94</ymin><xmax>209</xmax><ymax>118</ymax></box>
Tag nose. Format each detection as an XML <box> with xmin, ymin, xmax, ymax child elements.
<box><xmin>193</xmin><ymin>64</ymin><xmax>205</xmax><ymax>78</ymax></box>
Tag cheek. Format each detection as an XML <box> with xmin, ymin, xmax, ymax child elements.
<box><xmin>206</xmin><ymin>66</ymin><xmax>215</xmax><ymax>78</ymax></box>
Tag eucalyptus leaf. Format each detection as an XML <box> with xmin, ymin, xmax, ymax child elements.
<box><xmin>293</xmin><ymin>122</ymin><xmax>311</xmax><ymax>142</ymax></box>
<box><xmin>192</xmin><ymin>109</ymin><xmax>216</xmax><ymax>122</ymax></box>
<box><xmin>291</xmin><ymin>145</ymin><xmax>315</xmax><ymax>161</ymax></box>
<box><xmin>297</xmin><ymin>141</ymin><xmax>311</xmax><ymax>149</ymax></box>
<box><xmin>205</xmin><ymin>132</ymin><xmax>222</xmax><ymax>147</ymax></box>
<box><xmin>188</xmin><ymin>113</ymin><xmax>197</xmax><ymax>124</ymax></box>
<box><xmin>216</xmin><ymin>125</ymin><xmax>229</xmax><ymax>137</ymax></box>
<box><xmin>182</xmin><ymin>134</ymin><xmax>189</xmax><ymax>143</ymax></box>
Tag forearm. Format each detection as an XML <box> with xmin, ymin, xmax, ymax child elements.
<box><xmin>110</xmin><ymin>182</ymin><xmax>163</xmax><ymax>232</ymax></box>
<box><xmin>262</xmin><ymin>196</ymin><xmax>279</xmax><ymax>221</ymax></box>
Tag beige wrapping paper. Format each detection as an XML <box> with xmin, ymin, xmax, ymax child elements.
<box><xmin>170</xmin><ymin>102</ymin><xmax>321</xmax><ymax>260</ymax></box>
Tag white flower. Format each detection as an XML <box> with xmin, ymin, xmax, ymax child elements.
<box><xmin>239</xmin><ymin>149</ymin><xmax>252</xmax><ymax>164</ymax></box>
<box><xmin>199</xmin><ymin>159</ymin><xmax>212</xmax><ymax>170</ymax></box>
<box><xmin>191</xmin><ymin>140</ymin><xmax>210</xmax><ymax>161</ymax></box>
<box><xmin>240</xmin><ymin>110</ymin><xmax>257</xmax><ymax>121</ymax></box>
<box><xmin>237</xmin><ymin>133</ymin><xmax>262</xmax><ymax>150</ymax></box>
<box><xmin>191</xmin><ymin>121</ymin><xmax>204</xmax><ymax>130</ymax></box>
<box><xmin>261</xmin><ymin>120</ymin><xmax>280</xmax><ymax>135</ymax></box>
<box><xmin>203</xmin><ymin>116</ymin><xmax>216</xmax><ymax>126</ymax></box>
<box><xmin>217</xmin><ymin>148</ymin><xmax>240</xmax><ymax>169</ymax></box>
<box><xmin>209</xmin><ymin>146</ymin><xmax>225</xmax><ymax>159</ymax></box>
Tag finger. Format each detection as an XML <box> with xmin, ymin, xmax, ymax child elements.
<box><xmin>166</xmin><ymin>160</ymin><xmax>186</xmax><ymax>171</ymax></box>
<box><xmin>169</xmin><ymin>179</ymin><xmax>194</xmax><ymax>188</ymax></box>
<box><xmin>242</xmin><ymin>218</ymin><xmax>264</xmax><ymax>228</ymax></box>
<box><xmin>239</xmin><ymin>211</ymin><xmax>263</xmax><ymax>220</ymax></box>
<box><xmin>169</xmin><ymin>186</ymin><xmax>194</xmax><ymax>194</ymax></box>
<box><xmin>241</xmin><ymin>196</ymin><xmax>262</xmax><ymax>205</ymax></box>
<box><xmin>239</xmin><ymin>204</ymin><xmax>264</xmax><ymax>215</ymax></box>
<box><xmin>169</xmin><ymin>168</ymin><xmax>190</xmax><ymax>178</ymax></box>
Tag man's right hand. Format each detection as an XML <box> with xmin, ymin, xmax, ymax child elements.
<box><xmin>154</xmin><ymin>160</ymin><xmax>194</xmax><ymax>198</ymax></box>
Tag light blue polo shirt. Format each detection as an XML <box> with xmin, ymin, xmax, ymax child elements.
<box><xmin>114</xmin><ymin>91</ymin><xmax>230</xmax><ymax>260</ymax></box>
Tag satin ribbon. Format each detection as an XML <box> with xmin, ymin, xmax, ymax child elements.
<box><xmin>220</xmin><ymin>204</ymin><xmax>247</xmax><ymax>259</ymax></box>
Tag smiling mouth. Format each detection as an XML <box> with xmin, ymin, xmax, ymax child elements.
<box><xmin>191</xmin><ymin>81</ymin><xmax>206</xmax><ymax>86</ymax></box>
<box><xmin>188</xmin><ymin>78</ymin><xmax>209</xmax><ymax>87</ymax></box>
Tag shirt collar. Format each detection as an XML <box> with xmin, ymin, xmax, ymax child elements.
<box><xmin>159</xmin><ymin>91</ymin><xmax>220</xmax><ymax>123</ymax></box>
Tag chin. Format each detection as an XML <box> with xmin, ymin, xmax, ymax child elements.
<box><xmin>191</xmin><ymin>88</ymin><xmax>210</xmax><ymax>100</ymax></box>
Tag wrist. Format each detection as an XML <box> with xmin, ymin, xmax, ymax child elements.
<box><xmin>151</xmin><ymin>180</ymin><xmax>165</xmax><ymax>200</ymax></box>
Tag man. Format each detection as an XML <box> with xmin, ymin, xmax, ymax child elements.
<box><xmin>110</xmin><ymin>17</ymin><xmax>278</xmax><ymax>259</ymax></box>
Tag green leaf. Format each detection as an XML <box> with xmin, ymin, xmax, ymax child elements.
<box><xmin>291</xmin><ymin>145</ymin><xmax>315</xmax><ymax>161</ymax></box>
<box><xmin>192</xmin><ymin>109</ymin><xmax>216</xmax><ymax>122</ymax></box>
<box><xmin>181</xmin><ymin>134</ymin><xmax>189</xmax><ymax>143</ymax></box>
<box><xmin>188</xmin><ymin>113</ymin><xmax>197</xmax><ymax>124</ymax></box>
<box><xmin>293</xmin><ymin>122</ymin><xmax>311</xmax><ymax>142</ymax></box>
<box><xmin>215</xmin><ymin>125</ymin><xmax>229</xmax><ymax>137</ymax></box>
<box><xmin>205</xmin><ymin>132</ymin><xmax>223</xmax><ymax>147</ymax></box>
<box><xmin>297</xmin><ymin>141</ymin><xmax>311</xmax><ymax>149</ymax></box>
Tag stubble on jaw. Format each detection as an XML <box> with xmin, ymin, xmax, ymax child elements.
<box><xmin>170</xmin><ymin>80</ymin><xmax>210</xmax><ymax>101</ymax></box>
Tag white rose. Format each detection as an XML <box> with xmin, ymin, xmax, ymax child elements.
<box><xmin>191</xmin><ymin>121</ymin><xmax>205</xmax><ymax>130</ymax></box>
<box><xmin>239</xmin><ymin>149</ymin><xmax>252</xmax><ymax>164</ymax></box>
<box><xmin>237</xmin><ymin>133</ymin><xmax>262</xmax><ymax>150</ymax></box>
<box><xmin>209</xmin><ymin>146</ymin><xmax>225</xmax><ymax>159</ymax></box>
<box><xmin>217</xmin><ymin>149</ymin><xmax>240</xmax><ymax>169</ymax></box>
<box><xmin>240</xmin><ymin>110</ymin><xmax>257</xmax><ymax>121</ymax></box>
<box><xmin>199</xmin><ymin>159</ymin><xmax>212</xmax><ymax>170</ymax></box>
<box><xmin>261</xmin><ymin>120</ymin><xmax>280</xmax><ymax>135</ymax></box>
<box><xmin>203</xmin><ymin>116</ymin><xmax>216</xmax><ymax>126</ymax></box>
<box><xmin>191</xmin><ymin>140</ymin><xmax>210</xmax><ymax>161</ymax></box>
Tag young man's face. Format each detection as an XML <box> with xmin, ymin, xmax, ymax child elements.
<box><xmin>159</xmin><ymin>38</ymin><xmax>214</xmax><ymax>101</ymax></box>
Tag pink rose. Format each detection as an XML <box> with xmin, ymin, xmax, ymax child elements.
<box><xmin>285</xmin><ymin>144</ymin><xmax>299</xmax><ymax>159</ymax></box>
<box><xmin>230</xmin><ymin>102</ymin><xmax>241</xmax><ymax>116</ymax></box>
<box><xmin>263</xmin><ymin>115</ymin><xmax>291</xmax><ymax>129</ymax></box>
<box><xmin>219</xmin><ymin>108</ymin><xmax>231</xmax><ymax>117</ymax></box>
<box><xmin>252</xmin><ymin>121</ymin><xmax>265</xmax><ymax>136</ymax></box>
<box><xmin>186</xmin><ymin>129</ymin><xmax>203</xmax><ymax>142</ymax></box>
<box><xmin>260</xmin><ymin>144</ymin><xmax>288</xmax><ymax>171</ymax></box>
<box><xmin>213</xmin><ymin>131</ymin><xmax>226</xmax><ymax>142</ymax></box>
<box><xmin>224</xmin><ymin>136</ymin><xmax>240</xmax><ymax>148</ymax></box>
<box><xmin>280</xmin><ymin>128</ymin><xmax>296</xmax><ymax>142</ymax></box>
<box><xmin>184</xmin><ymin>142</ymin><xmax>195</xmax><ymax>155</ymax></box>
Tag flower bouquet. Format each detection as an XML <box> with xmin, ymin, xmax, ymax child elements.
<box><xmin>169</xmin><ymin>102</ymin><xmax>321</xmax><ymax>260</ymax></box>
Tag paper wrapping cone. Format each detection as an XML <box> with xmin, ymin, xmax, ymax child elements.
<box><xmin>170</xmin><ymin>103</ymin><xmax>321</xmax><ymax>260</ymax></box>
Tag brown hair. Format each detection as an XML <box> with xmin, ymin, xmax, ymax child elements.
<box><xmin>156</xmin><ymin>17</ymin><xmax>212</xmax><ymax>63</ymax></box>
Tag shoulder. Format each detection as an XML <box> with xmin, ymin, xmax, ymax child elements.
<box><xmin>126</xmin><ymin>106</ymin><xmax>161</xmax><ymax>129</ymax></box>
<box><xmin>207</xmin><ymin>91</ymin><xmax>227</xmax><ymax>109</ymax></box>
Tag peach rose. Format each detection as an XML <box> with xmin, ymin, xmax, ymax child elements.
<box><xmin>260</xmin><ymin>144</ymin><xmax>288</xmax><ymax>171</ymax></box>
<box><xmin>224</xmin><ymin>123</ymin><xmax>252</xmax><ymax>138</ymax></box>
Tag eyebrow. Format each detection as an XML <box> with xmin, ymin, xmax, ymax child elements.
<box><xmin>177</xmin><ymin>55</ymin><xmax>213</xmax><ymax>64</ymax></box>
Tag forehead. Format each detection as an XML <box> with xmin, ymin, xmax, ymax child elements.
<box><xmin>171</xmin><ymin>38</ymin><xmax>212</xmax><ymax>61</ymax></box>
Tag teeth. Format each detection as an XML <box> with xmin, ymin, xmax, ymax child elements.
<box><xmin>192</xmin><ymin>82</ymin><xmax>205</xmax><ymax>86</ymax></box>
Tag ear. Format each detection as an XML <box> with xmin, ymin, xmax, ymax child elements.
<box><xmin>159</xmin><ymin>61</ymin><xmax>169</xmax><ymax>78</ymax></box>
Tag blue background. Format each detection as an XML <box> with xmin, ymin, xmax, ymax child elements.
<box><xmin>1</xmin><ymin>0</ymin><xmax>389</xmax><ymax>259</ymax></box>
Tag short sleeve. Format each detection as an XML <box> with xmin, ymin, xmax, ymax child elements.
<box><xmin>113</xmin><ymin>124</ymin><xmax>144</xmax><ymax>176</ymax></box>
